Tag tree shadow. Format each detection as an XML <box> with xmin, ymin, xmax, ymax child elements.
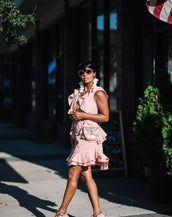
<box><xmin>0</xmin><ymin>182</ymin><xmax>57</xmax><ymax>217</ymax></box>
<box><xmin>0</xmin><ymin>159</ymin><xmax>28</xmax><ymax>183</ymax></box>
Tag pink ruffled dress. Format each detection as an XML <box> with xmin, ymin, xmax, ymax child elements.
<box><xmin>66</xmin><ymin>86</ymin><xmax>109</xmax><ymax>170</ymax></box>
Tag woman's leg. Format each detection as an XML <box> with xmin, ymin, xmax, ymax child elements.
<box><xmin>81</xmin><ymin>166</ymin><xmax>101</xmax><ymax>213</ymax></box>
<box><xmin>59</xmin><ymin>165</ymin><xmax>82</xmax><ymax>212</ymax></box>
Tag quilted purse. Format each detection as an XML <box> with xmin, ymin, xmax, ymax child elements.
<box><xmin>83</xmin><ymin>126</ymin><xmax>100</xmax><ymax>141</ymax></box>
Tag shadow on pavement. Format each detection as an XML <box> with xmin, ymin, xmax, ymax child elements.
<box><xmin>0</xmin><ymin>182</ymin><xmax>57</xmax><ymax>217</ymax></box>
<box><xmin>0</xmin><ymin>122</ymin><xmax>172</xmax><ymax>217</ymax></box>
<box><xmin>0</xmin><ymin>159</ymin><xmax>28</xmax><ymax>183</ymax></box>
<box><xmin>32</xmin><ymin>158</ymin><xmax>172</xmax><ymax>217</ymax></box>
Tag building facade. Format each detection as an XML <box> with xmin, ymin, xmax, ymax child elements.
<box><xmin>0</xmin><ymin>0</ymin><xmax>172</xmax><ymax>174</ymax></box>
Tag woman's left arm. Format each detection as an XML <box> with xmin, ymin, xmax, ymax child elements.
<box><xmin>69</xmin><ymin>90</ymin><xmax>109</xmax><ymax>122</ymax></box>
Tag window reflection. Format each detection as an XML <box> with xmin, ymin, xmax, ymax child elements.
<box><xmin>110</xmin><ymin>11</ymin><xmax>117</xmax><ymax>30</ymax></box>
<box><xmin>48</xmin><ymin>58</ymin><xmax>56</xmax><ymax>84</ymax></box>
<box><xmin>97</xmin><ymin>14</ymin><xmax>104</xmax><ymax>44</ymax></box>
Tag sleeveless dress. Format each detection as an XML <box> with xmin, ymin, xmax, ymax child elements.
<box><xmin>66</xmin><ymin>86</ymin><xmax>109</xmax><ymax>170</ymax></box>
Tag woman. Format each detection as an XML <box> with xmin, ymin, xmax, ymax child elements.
<box><xmin>54</xmin><ymin>62</ymin><xmax>109</xmax><ymax>217</ymax></box>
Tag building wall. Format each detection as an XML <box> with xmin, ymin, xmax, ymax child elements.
<box><xmin>1</xmin><ymin>0</ymin><xmax>171</xmax><ymax>175</ymax></box>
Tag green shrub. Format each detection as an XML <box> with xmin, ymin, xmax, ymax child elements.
<box><xmin>162</xmin><ymin>113</ymin><xmax>172</xmax><ymax>175</ymax></box>
<box><xmin>133</xmin><ymin>86</ymin><xmax>165</xmax><ymax>168</ymax></box>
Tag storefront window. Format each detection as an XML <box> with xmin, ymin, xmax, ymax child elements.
<box><xmin>83</xmin><ymin>0</ymin><xmax>119</xmax><ymax>110</ymax></box>
<box><xmin>89</xmin><ymin>0</ymin><xmax>119</xmax><ymax>110</ymax></box>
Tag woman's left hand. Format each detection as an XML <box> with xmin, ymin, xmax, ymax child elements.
<box><xmin>69</xmin><ymin>111</ymin><xmax>85</xmax><ymax>121</ymax></box>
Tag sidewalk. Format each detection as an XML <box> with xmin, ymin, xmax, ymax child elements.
<box><xmin>0</xmin><ymin>122</ymin><xmax>172</xmax><ymax>217</ymax></box>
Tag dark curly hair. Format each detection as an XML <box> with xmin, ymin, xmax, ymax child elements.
<box><xmin>77</xmin><ymin>61</ymin><xmax>97</xmax><ymax>73</ymax></box>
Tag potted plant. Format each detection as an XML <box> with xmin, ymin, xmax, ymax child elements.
<box><xmin>133</xmin><ymin>85</ymin><xmax>169</xmax><ymax>202</ymax></box>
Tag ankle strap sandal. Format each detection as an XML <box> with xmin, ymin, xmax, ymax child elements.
<box><xmin>54</xmin><ymin>210</ymin><xmax>69</xmax><ymax>217</ymax></box>
<box><xmin>91</xmin><ymin>209</ymin><xmax>105</xmax><ymax>217</ymax></box>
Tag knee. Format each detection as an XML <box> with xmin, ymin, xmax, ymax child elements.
<box><xmin>68</xmin><ymin>173</ymin><xmax>78</xmax><ymax>183</ymax></box>
<box><xmin>68</xmin><ymin>167</ymin><xmax>80</xmax><ymax>186</ymax></box>
<box><xmin>81</xmin><ymin>172</ymin><xmax>93</xmax><ymax>185</ymax></box>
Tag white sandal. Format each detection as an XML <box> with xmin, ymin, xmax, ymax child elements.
<box><xmin>54</xmin><ymin>209</ymin><xmax>69</xmax><ymax>217</ymax></box>
<box><xmin>91</xmin><ymin>209</ymin><xmax>105</xmax><ymax>217</ymax></box>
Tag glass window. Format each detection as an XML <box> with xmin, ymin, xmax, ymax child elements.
<box><xmin>97</xmin><ymin>14</ymin><xmax>104</xmax><ymax>44</ymax></box>
<box><xmin>85</xmin><ymin>0</ymin><xmax>119</xmax><ymax>111</ymax></box>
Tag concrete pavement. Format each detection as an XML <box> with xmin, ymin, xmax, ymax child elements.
<box><xmin>0</xmin><ymin>122</ymin><xmax>172</xmax><ymax>217</ymax></box>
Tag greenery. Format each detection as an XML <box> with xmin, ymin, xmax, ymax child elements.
<box><xmin>162</xmin><ymin>112</ymin><xmax>172</xmax><ymax>175</ymax></box>
<box><xmin>0</xmin><ymin>0</ymin><xmax>35</xmax><ymax>46</ymax></box>
<box><xmin>133</xmin><ymin>85</ymin><xmax>165</xmax><ymax>168</ymax></box>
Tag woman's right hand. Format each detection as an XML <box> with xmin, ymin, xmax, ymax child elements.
<box><xmin>69</xmin><ymin>111</ymin><xmax>85</xmax><ymax>121</ymax></box>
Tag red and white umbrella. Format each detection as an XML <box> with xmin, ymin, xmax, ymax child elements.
<box><xmin>146</xmin><ymin>0</ymin><xmax>172</xmax><ymax>24</ymax></box>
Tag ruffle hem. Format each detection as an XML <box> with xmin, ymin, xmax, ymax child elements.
<box><xmin>66</xmin><ymin>148</ymin><xmax>109</xmax><ymax>170</ymax></box>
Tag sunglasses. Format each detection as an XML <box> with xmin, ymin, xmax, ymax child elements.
<box><xmin>78</xmin><ymin>69</ymin><xmax>93</xmax><ymax>77</ymax></box>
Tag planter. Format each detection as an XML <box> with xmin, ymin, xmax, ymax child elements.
<box><xmin>145</xmin><ymin>167</ymin><xmax>171</xmax><ymax>203</ymax></box>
